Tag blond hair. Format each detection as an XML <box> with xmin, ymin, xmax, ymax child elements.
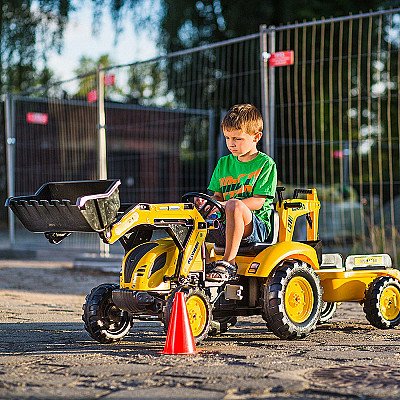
<box><xmin>221</xmin><ymin>104</ymin><xmax>263</xmax><ymax>135</ymax></box>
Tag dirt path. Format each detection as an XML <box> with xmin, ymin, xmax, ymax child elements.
<box><xmin>1</xmin><ymin>259</ymin><xmax>400</xmax><ymax>399</ymax></box>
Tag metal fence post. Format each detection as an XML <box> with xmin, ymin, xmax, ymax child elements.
<box><xmin>260</xmin><ymin>25</ymin><xmax>276</xmax><ymax>160</ymax></box>
<box><xmin>97</xmin><ymin>66</ymin><xmax>107</xmax><ymax>181</ymax></box>
<box><xmin>207</xmin><ymin>109</ymin><xmax>215</xmax><ymax>182</ymax></box>
<box><xmin>4</xmin><ymin>94</ymin><xmax>15</xmax><ymax>245</ymax></box>
<box><xmin>97</xmin><ymin>65</ymin><xmax>109</xmax><ymax>257</ymax></box>
<box><xmin>260</xmin><ymin>25</ymin><xmax>271</xmax><ymax>157</ymax></box>
<box><xmin>268</xmin><ymin>26</ymin><xmax>276</xmax><ymax>161</ymax></box>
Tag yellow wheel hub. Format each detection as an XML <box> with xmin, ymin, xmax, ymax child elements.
<box><xmin>380</xmin><ymin>286</ymin><xmax>400</xmax><ymax>321</ymax></box>
<box><xmin>285</xmin><ymin>276</ymin><xmax>314</xmax><ymax>323</ymax></box>
<box><xmin>186</xmin><ymin>295</ymin><xmax>207</xmax><ymax>337</ymax></box>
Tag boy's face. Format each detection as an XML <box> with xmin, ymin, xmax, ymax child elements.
<box><xmin>223</xmin><ymin>129</ymin><xmax>262</xmax><ymax>158</ymax></box>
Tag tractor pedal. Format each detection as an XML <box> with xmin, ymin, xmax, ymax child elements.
<box><xmin>224</xmin><ymin>284</ymin><xmax>243</xmax><ymax>301</ymax></box>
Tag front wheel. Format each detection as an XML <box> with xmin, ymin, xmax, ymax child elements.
<box><xmin>82</xmin><ymin>283</ymin><xmax>133</xmax><ymax>344</ymax></box>
<box><xmin>363</xmin><ymin>277</ymin><xmax>400</xmax><ymax>329</ymax></box>
<box><xmin>263</xmin><ymin>261</ymin><xmax>322</xmax><ymax>339</ymax></box>
<box><xmin>164</xmin><ymin>287</ymin><xmax>212</xmax><ymax>344</ymax></box>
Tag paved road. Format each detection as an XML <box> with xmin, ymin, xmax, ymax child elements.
<box><xmin>1</xmin><ymin>259</ymin><xmax>400</xmax><ymax>399</ymax></box>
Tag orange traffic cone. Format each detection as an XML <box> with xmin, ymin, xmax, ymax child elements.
<box><xmin>162</xmin><ymin>291</ymin><xmax>197</xmax><ymax>355</ymax></box>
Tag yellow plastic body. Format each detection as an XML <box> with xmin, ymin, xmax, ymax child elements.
<box><xmin>119</xmin><ymin>237</ymin><xmax>205</xmax><ymax>291</ymax></box>
<box><xmin>111</xmin><ymin>203</ymin><xmax>207</xmax><ymax>290</ymax></box>
<box><xmin>108</xmin><ymin>190</ymin><xmax>400</xmax><ymax>307</ymax></box>
<box><xmin>120</xmin><ymin>239</ymin><xmax>175</xmax><ymax>291</ymax></box>
<box><xmin>207</xmin><ymin>241</ymin><xmax>320</xmax><ymax>277</ymax></box>
<box><xmin>318</xmin><ymin>268</ymin><xmax>400</xmax><ymax>302</ymax></box>
<box><xmin>241</xmin><ymin>241</ymin><xmax>320</xmax><ymax>277</ymax></box>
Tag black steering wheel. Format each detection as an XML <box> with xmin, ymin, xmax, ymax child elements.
<box><xmin>182</xmin><ymin>192</ymin><xmax>225</xmax><ymax>222</ymax></box>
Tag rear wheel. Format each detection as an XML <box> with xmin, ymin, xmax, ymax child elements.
<box><xmin>263</xmin><ymin>261</ymin><xmax>322</xmax><ymax>339</ymax></box>
<box><xmin>164</xmin><ymin>287</ymin><xmax>212</xmax><ymax>344</ymax></box>
<box><xmin>363</xmin><ymin>277</ymin><xmax>400</xmax><ymax>329</ymax></box>
<box><xmin>82</xmin><ymin>283</ymin><xmax>133</xmax><ymax>344</ymax></box>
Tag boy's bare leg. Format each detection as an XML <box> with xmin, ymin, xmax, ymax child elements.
<box><xmin>223</xmin><ymin>199</ymin><xmax>253</xmax><ymax>264</ymax></box>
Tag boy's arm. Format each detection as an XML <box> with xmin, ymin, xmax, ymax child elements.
<box><xmin>249</xmin><ymin>159</ymin><xmax>277</xmax><ymax>210</ymax></box>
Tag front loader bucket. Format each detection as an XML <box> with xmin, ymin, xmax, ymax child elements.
<box><xmin>5</xmin><ymin>179</ymin><xmax>121</xmax><ymax>233</ymax></box>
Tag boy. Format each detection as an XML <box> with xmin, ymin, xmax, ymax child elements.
<box><xmin>205</xmin><ymin>104</ymin><xmax>277</xmax><ymax>281</ymax></box>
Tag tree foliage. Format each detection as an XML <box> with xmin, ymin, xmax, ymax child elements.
<box><xmin>0</xmin><ymin>0</ymin><xmax>71</xmax><ymax>94</ymax></box>
<box><xmin>72</xmin><ymin>53</ymin><xmax>124</xmax><ymax>99</ymax></box>
<box><xmin>158</xmin><ymin>0</ymin><xmax>395</xmax><ymax>52</ymax></box>
<box><xmin>1</xmin><ymin>0</ymin><xmax>394</xmax><ymax>95</ymax></box>
<box><xmin>0</xmin><ymin>0</ymin><xmax>156</xmax><ymax>95</ymax></box>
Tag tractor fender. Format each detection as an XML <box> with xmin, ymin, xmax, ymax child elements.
<box><xmin>244</xmin><ymin>241</ymin><xmax>320</xmax><ymax>277</ymax></box>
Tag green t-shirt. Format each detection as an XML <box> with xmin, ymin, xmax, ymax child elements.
<box><xmin>208</xmin><ymin>152</ymin><xmax>277</xmax><ymax>232</ymax></box>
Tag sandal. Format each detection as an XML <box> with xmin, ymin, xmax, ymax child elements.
<box><xmin>206</xmin><ymin>260</ymin><xmax>237</xmax><ymax>282</ymax></box>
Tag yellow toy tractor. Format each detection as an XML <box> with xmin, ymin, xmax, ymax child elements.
<box><xmin>6</xmin><ymin>179</ymin><xmax>400</xmax><ymax>344</ymax></box>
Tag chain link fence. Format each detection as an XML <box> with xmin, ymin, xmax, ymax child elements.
<box><xmin>0</xmin><ymin>101</ymin><xmax>6</xmax><ymax>230</ymax></box>
<box><xmin>3</xmin><ymin>74</ymin><xmax>101</xmax><ymax>252</ymax></box>
<box><xmin>273</xmin><ymin>10</ymin><xmax>400</xmax><ymax>263</ymax></box>
<box><xmin>2</xmin><ymin>8</ymin><xmax>400</xmax><ymax>264</ymax></box>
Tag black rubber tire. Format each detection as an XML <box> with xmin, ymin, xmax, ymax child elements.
<box><xmin>263</xmin><ymin>260</ymin><xmax>322</xmax><ymax>340</ymax></box>
<box><xmin>363</xmin><ymin>277</ymin><xmax>400</xmax><ymax>329</ymax></box>
<box><xmin>164</xmin><ymin>287</ymin><xmax>212</xmax><ymax>344</ymax></box>
<box><xmin>82</xmin><ymin>283</ymin><xmax>133</xmax><ymax>344</ymax></box>
<box><xmin>209</xmin><ymin>316</ymin><xmax>238</xmax><ymax>336</ymax></box>
<box><xmin>318</xmin><ymin>301</ymin><xmax>338</xmax><ymax>324</ymax></box>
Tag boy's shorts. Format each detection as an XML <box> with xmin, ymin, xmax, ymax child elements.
<box><xmin>207</xmin><ymin>214</ymin><xmax>269</xmax><ymax>247</ymax></box>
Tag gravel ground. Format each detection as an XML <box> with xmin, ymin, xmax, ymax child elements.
<box><xmin>1</xmin><ymin>259</ymin><xmax>400</xmax><ymax>399</ymax></box>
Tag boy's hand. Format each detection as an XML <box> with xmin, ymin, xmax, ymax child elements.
<box><xmin>194</xmin><ymin>196</ymin><xmax>220</xmax><ymax>216</ymax></box>
<box><xmin>194</xmin><ymin>197</ymin><xmax>207</xmax><ymax>208</ymax></box>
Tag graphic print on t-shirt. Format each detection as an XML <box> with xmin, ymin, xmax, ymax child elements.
<box><xmin>219</xmin><ymin>168</ymin><xmax>262</xmax><ymax>200</ymax></box>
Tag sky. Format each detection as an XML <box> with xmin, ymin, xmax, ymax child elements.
<box><xmin>48</xmin><ymin>3</ymin><xmax>159</xmax><ymax>82</ymax></box>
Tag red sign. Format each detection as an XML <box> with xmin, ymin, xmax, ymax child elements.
<box><xmin>87</xmin><ymin>89</ymin><xmax>97</xmax><ymax>103</ymax></box>
<box><xmin>333</xmin><ymin>150</ymin><xmax>343</xmax><ymax>159</ymax></box>
<box><xmin>104</xmin><ymin>74</ymin><xmax>116</xmax><ymax>86</ymax></box>
<box><xmin>26</xmin><ymin>112</ymin><xmax>49</xmax><ymax>125</ymax></box>
<box><xmin>269</xmin><ymin>51</ymin><xmax>294</xmax><ymax>67</ymax></box>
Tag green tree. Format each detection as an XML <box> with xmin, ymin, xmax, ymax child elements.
<box><xmin>72</xmin><ymin>53</ymin><xmax>125</xmax><ymax>99</ymax></box>
<box><xmin>0</xmin><ymin>0</ymin><xmax>157</xmax><ymax>95</ymax></box>
<box><xmin>0</xmin><ymin>0</ymin><xmax>71</xmax><ymax>94</ymax></box>
<box><xmin>126</xmin><ymin>62</ymin><xmax>173</xmax><ymax>106</ymax></box>
<box><xmin>158</xmin><ymin>0</ymin><xmax>393</xmax><ymax>52</ymax></box>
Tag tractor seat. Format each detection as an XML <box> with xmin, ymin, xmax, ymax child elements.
<box><xmin>214</xmin><ymin>210</ymin><xmax>279</xmax><ymax>257</ymax></box>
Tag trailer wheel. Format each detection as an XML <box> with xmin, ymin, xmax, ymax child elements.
<box><xmin>318</xmin><ymin>302</ymin><xmax>338</xmax><ymax>324</ymax></box>
<box><xmin>363</xmin><ymin>277</ymin><xmax>400</xmax><ymax>329</ymax></box>
<box><xmin>164</xmin><ymin>287</ymin><xmax>212</xmax><ymax>344</ymax></box>
<box><xmin>82</xmin><ymin>283</ymin><xmax>133</xmax><ymax>344</ymax></box>
<box><xmin>263</xmin><ymin>260</ymin><xmax>322</xmax><ymax>339</ymax></box>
